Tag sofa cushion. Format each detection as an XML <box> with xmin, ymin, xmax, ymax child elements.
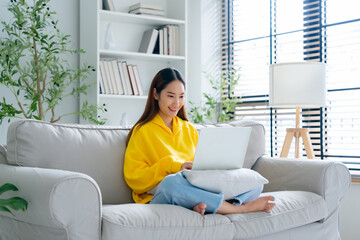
<box><xmin>0</xmin><ymin>145</ymin><xmax>7</xmax><ymax>164</ymax></box>
<box><xmin>182</xmin><ymin>168</ymin><xmax>268</xmax><ymax>200</ymax></box>
<box><xmin>6</xmin><ymin>120</ymin><xmax>132</xmax><ymax>204</ymax></box>
<box><xmin>195</xmin><ymin>120</ymin><xmax>265</xmax><ymax>168</ymax></box>
<box><xmin>102</xmin><ymin>204</ymin><xmax>233</xmax><ymax>240</ymax></box>
<box><xmin>227</xmin><ymin>191</ymin><xmax>327</xmax><ymax>239</ymax></box>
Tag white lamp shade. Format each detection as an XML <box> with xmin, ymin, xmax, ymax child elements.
<box><xmin>269</xmin><ymin>62</ymin><xmax>326</xmax><ymax>108</ymax></box>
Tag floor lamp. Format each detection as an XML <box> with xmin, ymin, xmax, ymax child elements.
<box><xmin>269</xmin><ymin>62</ymin><xmax>326</xmax><ymax>159</ymax></box>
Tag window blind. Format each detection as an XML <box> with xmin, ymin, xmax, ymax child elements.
<box><xmin>223</xmin><ymin>0</ymin><xmax>360</xmax><ymax>176</ymax></box>
<box><xmin>322</xmin><ymin>0</ymin><xmax>360</xmax><ymax>176</ymax></box>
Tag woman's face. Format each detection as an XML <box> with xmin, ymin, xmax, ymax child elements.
<box><xmin>154</xmin><ymin>80</ymin><xmax>185</xmax><ymax>124</ymax></box>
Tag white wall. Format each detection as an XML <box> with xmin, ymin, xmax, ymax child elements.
<box><xmin>200</xmin><ymin>0</ymin><xmax>222</xmax><ymax>95</ymax></box>
<box><xmin>0</xmin><ymin>0</ymin><xmax>80</xmax><ymax>144</ymax></box>
<box><xmin>186</xmin><ymin>0</ymin><xmax>222</xmax><ymax>107</ymax></box>
<box><xmin>186</xmin><ymin>0</ymin><xmax>202</xmax><ymax>105</ymax></box>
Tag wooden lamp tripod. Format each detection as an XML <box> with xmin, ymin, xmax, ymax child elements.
<box><xmin>269</xmin><ymin>62</ymin><xmax>326</xmax><ymax>159</ymax></box>
<box><xmin>280</xmin><ymin>107</ymin><xmax>314</xmax><ymax>159</ymax></box>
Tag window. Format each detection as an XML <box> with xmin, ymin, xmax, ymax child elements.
<box><xmin>222</xmin><ymin>0</ymin><xmax>360</xmax><ymax>176</ymax></box>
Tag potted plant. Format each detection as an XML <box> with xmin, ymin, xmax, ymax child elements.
<box><xmin>188</xmin><ymin>69</ymin><xmax>241</xmax><ymax>123</ymax></box>
<box><xmin>0</xmin><ymin>0</ymin><xmax>105</xmax><ymax>124</ymax></box>
<box><xmin>0</xmin><ymin>183</ymin><xmax>27</xmax><ymax>216</ymax></box>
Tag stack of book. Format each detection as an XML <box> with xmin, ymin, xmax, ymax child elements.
<box><xmin>128</xmin><ymin>3</ymin><xmax>165</xmax><ymax>17</ymax></box>
<box><xmin>158</xmin><ymin>25</ymin><xmax>180</xmax><ymax>55</ymax></box>
<box><xmin>138</xmin><ymin>25</ymin><xmax>180</xmax><ymax>55</ymax></box>
<box><xmin>98</xmin><ymin>59</ymin><xmax>144</xmax><ymax>96</ymax></box>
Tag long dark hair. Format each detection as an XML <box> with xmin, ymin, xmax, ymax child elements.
<box><xmin>126</xmin><ymin>68</ymin><xmax>188</xmax><ymax>145</ymax></box>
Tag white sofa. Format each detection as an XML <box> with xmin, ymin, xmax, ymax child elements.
<box><xmin>0</xmin><ymin>119</ymin><xmax>350</xmax><ymax>240</ymax></box>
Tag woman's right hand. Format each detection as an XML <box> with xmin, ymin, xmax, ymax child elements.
<box><xmin>181</xmin><ymin>161</ymin><xmax>193</xmax><ymax>170</ymax></box>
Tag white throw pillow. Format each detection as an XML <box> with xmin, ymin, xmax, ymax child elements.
<box><xmin>182</xmin><ymin>168</ymin><xmax>269</xmax><ymax>200</ymax></box>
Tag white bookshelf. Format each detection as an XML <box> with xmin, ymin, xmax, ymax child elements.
<box><xmin>100</xmin><ymin>50</ymin><xmax>185</xmax><ymax>61</ymax></box>
<box><xmin>99</xmin><ymin>10</ymin><xmax>185</xmax><ymax>25</ymax></box>
<box><xmin>80</xmin><ymin>0</ymin><xmax>187</xmax><ymax>126</ymax></box>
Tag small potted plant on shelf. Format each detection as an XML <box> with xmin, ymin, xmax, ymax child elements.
<box><xmin>0</xmin><ymin>0</ymin><xmax>106</xmax><ymax>124</ymax></box>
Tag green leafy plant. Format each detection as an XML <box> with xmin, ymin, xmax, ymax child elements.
<box><xmin>0</xmin><ymin>0</ymin><xmax>106</xmax><ymax>124</ymax></box>
<box><xmin>188</xmin><ymin>69</ymin><xmax>242</xmax><ymax>123</ymax></box>
<box><xmin>0</xmin><ymin>183</ymin><xmax>28</xmax><ymax>216</ymax></box>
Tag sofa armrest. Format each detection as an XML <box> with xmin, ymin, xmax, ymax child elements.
<box><xmin>0</xmin><ymin>164</ymin><xmax>102</xmax><ymax>240</ymax></box>
<box><xmin>252</xmin><ymin>156</ymin><xmax>351</xmax><ymax>219</ymax></box>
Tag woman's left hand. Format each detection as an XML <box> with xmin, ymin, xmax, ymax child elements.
<box><xmin>181</xmin><ymin>161</ymin><xmax>193</xmax><ymax>170</ymax></box>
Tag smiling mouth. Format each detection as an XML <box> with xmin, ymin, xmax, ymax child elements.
<box><xmin>169</xmin><ymin>107</ymin><xmax>178</xmax><ymax>112</ymax></box>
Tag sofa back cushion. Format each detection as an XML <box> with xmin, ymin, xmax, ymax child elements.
<box><xmin>6</xmin><ymin>119</ymin><xmax>265</xmax><ymax>205</ymax></box>
<box><xmin>194</xmin><ymin>120</ymin><xmax>265</xmax><ymax>169</ymax></box>
<box><xmin>0</xmin><ymin>145</ymin><xmax>7</xmax><ymax>164</ymax></box>
<box><xmin>6</xmin><ymin>120</ymin><xmax>133</xmax><ymax>204</ymax></box>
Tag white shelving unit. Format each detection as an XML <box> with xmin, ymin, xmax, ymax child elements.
<box><xmin>80</xmin><ymin>0</ymin><xmax>187</xmax><ymax>125</ymax></box>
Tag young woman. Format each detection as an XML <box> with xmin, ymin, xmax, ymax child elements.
<box><xmin>124</xmin><ymin>68</ymin><xmax>275</xmax><ymax>215</ymax></box>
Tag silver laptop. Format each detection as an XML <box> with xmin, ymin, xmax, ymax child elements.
<box><xmin>192</xmin><ymin>127</ymin><xmax>251</xmax><ymax>170</ymax></box>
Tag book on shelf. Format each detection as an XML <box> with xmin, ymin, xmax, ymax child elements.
<box><xmin>132</xmin><ymin>65</ymin><xmax>144</xmax><ymax>96</ymax></box>
<box><xmin>105</xmin><ymin>60</ymin><xmax>117</xmax><ymax>94</ymax></box>
<box><xmin>98</xmin><ymin>60</ymin><xmax>146</xmax><ymax>96</ymax></box>
<box><xmin>117</xmin><ymin>61</ymin><xmax>130</xmax><ymax>95</ymax></box>
<box><xmin>173</xmin><ymin>25</ymin><xmax>180</xmax><ymax>56</ymax></box>
<box><xmin>128</xmin><ymin>3</ymin><xmax>164</xmax><ymax>12</ymax></box>
<box><xmin>163</xmin><ymin>27</ymin><xmax>168</xmax><ymax>55</ymax></box>
<box><xmin>153</xmin><ymin>33</ymin><xmax>160</xmax><ymax>54</ymax></box>
<box><xmin>169</xmin><ymin>25</ymin><xmax>179</xmax><ymax>55</ymax></box>
<box><xmin>156</xmin><ymin>25</ymin><xmax>179</xmax><ymax>56</ymax></box>
<box><xmin>103</xmin><ymin>0</ymin><xmax>115</xmax><ymax>11</ymax></box>
<box><xmin>138</xmin><ymin>29</ymin><xmax>159</xmax><ymax>54</ymax></box>
<box><xmin>168</xmin><ymin>25</ymin><xmax>174</xmax><ymax>55</ymax></box>
<box><xmin>175</xmin><ymin>26</ymin><xmax>180</xmax><ymax>55</ymax></box>
<box><xmin>111</xmin><ymin>60</ymin><xmax>124</xmax><ymax>95</ymax></box>
<box><xmin>121</xmin><ymin>61</ymin><xmax>134</xmax><ymax>95</ymax></box>
<box><xmin>98</xmin><ymin>79</ymin><xmax>103</xmax><ymax>94</ymax></box>
<box><xmin>127</xmin><ymin>64</ymin><xmax>140</xmax><ymax>96</ymax></box>
<box><xmin>105</xmin><ymin>60</ymin><xmax>119</xmax><ymax>94</ymax></box>
<box><xmin>99</xmin><ymin>60</ymin><xmax>111</xmax><ymax>94</ymax></box>
<box><xmin>98</xmin><ymin>64</ymin><xmax>105</xmax><ymax>94</ymax></box>
<box><xmin>129</xmin><ymin>8</ymin><xmax>165</xmax><ymax>17</ymax></box>
<box><xmin>159</xmin><ymin>28</ymin><xmax>164</xmax><ymax>55</ymax></box>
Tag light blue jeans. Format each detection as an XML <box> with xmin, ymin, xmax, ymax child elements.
<box><xmin>150</xmin><ymin>172</ymin><xmax>263</xmax><ymax>214</ymax></box>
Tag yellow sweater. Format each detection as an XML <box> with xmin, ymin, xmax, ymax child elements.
<box><xmin>124</xmin><ymin>114</ymin><xmax>198</xmax><ymax>204</ymax></box>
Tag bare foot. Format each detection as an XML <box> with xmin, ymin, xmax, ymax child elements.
<box><xmin>242</xmin><ymin>196</ymin><xmax>275</xmax><ymax>213</ymax></box>
<box><xmin>193</xmin><ymin>202</ymin><xmax>207</xmax><ymax>216</ymax></box>
<box><xmin>216</xmin><ymin>196</ymin><xmax>275</xmax><ymax>215</ymax></box>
